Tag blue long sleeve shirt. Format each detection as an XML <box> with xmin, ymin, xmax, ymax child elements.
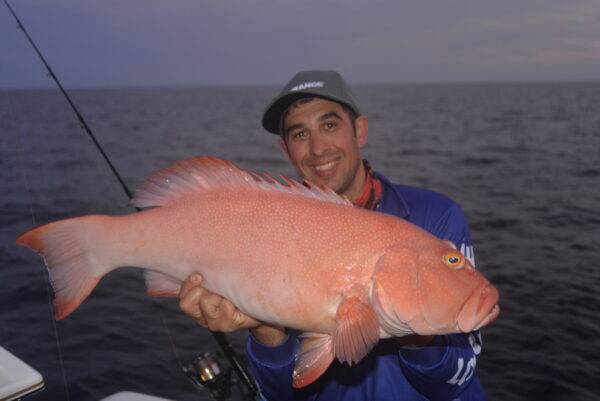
<box><xmin>246</xmin><ymin>172</ymin><xmax>487</xmax><ymax>401</ymax></box>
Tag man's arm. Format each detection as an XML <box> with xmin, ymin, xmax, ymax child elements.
<box><xmin>398</xmin><ymin>332</ymin><xmax>485</xmax><ymax>398</ymax></box>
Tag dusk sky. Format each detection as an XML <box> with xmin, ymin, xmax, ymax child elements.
<box><xmin>2</xmin><ymin>0</ymin><xmax>600</xmax><ymax>88</ymax></box>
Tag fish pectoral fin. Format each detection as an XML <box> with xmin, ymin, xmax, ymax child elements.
<box><xmin>293</xmin><ymin>333</ymin><xmax>334</xmax><ymax>388</ymax></box>
<box><xmin>145</xmin><ymin>270</ymin><xmax>182</xmax><ymax>297</ymax></box>
<box><xmin>332</xmin><ymin>297</ymin><xmax>380</xmax><ymax>365</ymax></box>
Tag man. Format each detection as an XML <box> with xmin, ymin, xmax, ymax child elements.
<box><xmin>179</xmin><ymin>70</ymin><xmax>487</xmax><ymax>400</ymax></box>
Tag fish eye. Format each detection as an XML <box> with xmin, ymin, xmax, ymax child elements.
<box><xmin>443</xmin><ymin>251</ymin><xmax>465</xmax><ymax>270</ymax></box>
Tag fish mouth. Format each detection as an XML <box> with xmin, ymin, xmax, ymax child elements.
<box><xmin>457</xmin><ymin>284</ymin><xmax>500</xmax><ymax>333</ymax></box>
<box><xmin>474</xmin><ymin>304</ymin><xmax>500</xmax><ymax>331</ymax></box>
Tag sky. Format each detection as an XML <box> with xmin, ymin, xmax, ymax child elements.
<box><xmin>1</xmin><ymin>0</ymin><xmax>600</xmax><ymax>88</ymax></box>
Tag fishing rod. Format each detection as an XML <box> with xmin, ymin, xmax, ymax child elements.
<box><xmin>3</xmin><ymin>0</ymin><xmax>131</xmax><ymax>200</ymax></box>
<box><xmin>4</xmin><ymin>1</ymin><xmax>259</xmax><ymax>399</ymax></box>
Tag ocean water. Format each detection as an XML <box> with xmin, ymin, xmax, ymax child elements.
<box><xmin>1</xmin><ymin>83</ymin><xmax>599</xmax><ymax>401</ymax></box>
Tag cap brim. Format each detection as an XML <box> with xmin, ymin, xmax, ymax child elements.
<box><xmin>261</xmin><ymin>92</ymin><xmax>317</xmax><ymax>135</ymax></box>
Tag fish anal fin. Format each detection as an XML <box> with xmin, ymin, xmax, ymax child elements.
<box><xmin>333</xmin><ymin>297</ymin><xmax>380</xmax><ymax>365</ymax></box>
<box><xmin>145</xmin><ymin>270</ymin><xmax>181</xmax><ymax>297</ymax></box>
<box><xmin>293</xmin><ymin>333</ymin><xmax>334</xmax><ymax>388</ymax></box>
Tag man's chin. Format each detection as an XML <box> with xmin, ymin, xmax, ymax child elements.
<box><xmin>322</xmin><ymin>182</ymin><xmax>346</xmax><ymax>197</ymax></box>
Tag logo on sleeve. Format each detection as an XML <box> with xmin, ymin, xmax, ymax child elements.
<box><xmin>459</xmin><ymin>244</ymin><xmax>475</xmax><ymax>267</ymax></box>
<box><xmin>446</xmin><ymin>333</ymin><xmax>482</xmax><ymax>386</ymax></box>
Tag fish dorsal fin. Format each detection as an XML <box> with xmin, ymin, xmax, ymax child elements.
<box><xmin>131</xmin><ymin>156</ymin><xmax>352</xmax><ymax>208</ymax></box>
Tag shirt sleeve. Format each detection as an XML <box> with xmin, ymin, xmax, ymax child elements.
<box><xmin>432</xmin><ymin>202</ymin><xmax>473</xmax><ymax>252</ymax></box>
<box><xmin>399</xmin><ymin>332</ymin><xmax>485</xmax><ymax>400</ymax></box>
<box><xmin>246</xmin><ymin>333</ymin><xmax>298</xmax><ymax>401</ymax></box>
<box><xmin>399</xmin><ymin>202</ymin><xmax>486</xmax><ymax>399</ymax></box>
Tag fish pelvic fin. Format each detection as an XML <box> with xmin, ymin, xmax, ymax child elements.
<box><xmin>131</xmin><ymin>156</ymin><xmax>352</xmax><ymax>208</ymax></box>
<box><xmin>145</xmin><ymin>270</ymin><xmax>181</xmax><ymax>297</ymax></box>
<box><xmin>293</xmin><ymin>333</ymin><xmax>334</xmax><ymax>388</ymax></box>
<box><xmin>333</xmin><ymin>297</ymin><xmax>380</xmax><ymax>365</ymax></box>
<box><xmin>16</xmin><ymin>216</ymin><xmax>108</xmax><ymax>320</ymax></box>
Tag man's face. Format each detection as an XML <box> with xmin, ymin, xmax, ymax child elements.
<box><xmin>279</xmin><ymin>98</ymin><xmax>368</xmax><ymax>202</ymax></box>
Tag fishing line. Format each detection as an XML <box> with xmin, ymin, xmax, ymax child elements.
<box><xmin>9</xmin><ymin>93</ymin><xmax>72</xmax><ymax>401</ymax></box>
<box><xmin>4</xmin><ymin>0</ymin><xmax>258</xmax><ymax>398</ymax></box>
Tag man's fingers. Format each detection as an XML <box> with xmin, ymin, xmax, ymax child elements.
<box><xmin>179</xmin><ymin>285</ymin><xmax>209</xmax><ymax>326</ymax></box>
<box><xmin>218</xmin><ymin>298</ymin><xmax>246</xmax><ymax>327</ymax></box>
<box><xmin>179</xmin><ymin>273</ymin><xmax>203</xmax><ymax>299</ymax></box>
<box><xmin>200</xmin><ymin>294</ymin><xmax>260</xmax><ymax>331</ymax></box>
<box><xmin>199</xmin><ymin>293</ymin><xmax>239</xmax><ymax>332</ymax></box>
<box><xmin>218</xmin><ymin>299</ymin><xmax>261</xmax><ymax>330</ymax></box>
<box><xmin>178</xmin><ymin>273</ymin><xmax>261</xmax><ymax>332</ymax></box>
<box><xmin>198</xmin><ymin>292</ymin><xmax>227</xmax><ymax>321</ymax></box>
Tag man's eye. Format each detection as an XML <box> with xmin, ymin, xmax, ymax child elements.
<box><xmin>324</xmin><ymin>121</ymin><xmax>337</xmax><ymax>130</ymax></box>
<box><xmin>292</xmin><ymin>131</ymin><xmax>307</xmax><ymax>140</ymax></box>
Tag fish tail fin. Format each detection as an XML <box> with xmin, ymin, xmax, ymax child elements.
<box><xmin>16</xmin><ymin>216</ymin><xmax>109</xmax><ymax>320</ymax></box>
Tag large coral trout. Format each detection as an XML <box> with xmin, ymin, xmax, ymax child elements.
<box><xmin>16</xmin><ymin>157</ymin><xmax>499</xmax><ymax>388</ymax></box>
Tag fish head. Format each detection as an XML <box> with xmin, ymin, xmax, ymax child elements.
<box><xmin>371</xmin><ymin>241</ymin><xmax>500</xmax><ymax>337</ymax></box>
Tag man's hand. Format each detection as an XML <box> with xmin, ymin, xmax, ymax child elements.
<box><xmin>178</xmin><ymin>274</ymin><xmax>288</xmax><ymax>346</ymax></box>
<box><xmin>179</xmin><ymin>273</ymin><xmax>261</xmax><ymax>332</ymax></box>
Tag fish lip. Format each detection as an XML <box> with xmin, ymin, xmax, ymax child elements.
<box><xmin>473</xmin><ymin>304</ymin><xmax>500</xmax><ymax>331</ymax></box>
<box><xmin>457</xmin><ymin>284</ymin><xmax>500</xmax><ymax>332</ymax></box>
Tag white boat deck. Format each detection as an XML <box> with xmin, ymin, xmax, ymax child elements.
<box><xmin>0</xmin><ymin>346</ymin><xmax>44</xmax><ymax>401</ymax></box>
<box><xmin>100</xmin><ymin>391</ymin><xmax>174</xmax><ymax>401</ymax></box>
<box><xmin>1</xmin><ymin>346</ymin><xmax>176</xmax><ymax>401</ymax></box>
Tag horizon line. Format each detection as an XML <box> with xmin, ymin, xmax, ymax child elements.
<box><xmin>2</xmin><ymin>78</ymin><xmax>600</xmax><ymax>91</ymax></box>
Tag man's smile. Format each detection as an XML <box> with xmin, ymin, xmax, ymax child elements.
<box><xmin>310</xmin><ymin>158</ymin><xmax>340</xmax><ymax>178</ymax></box>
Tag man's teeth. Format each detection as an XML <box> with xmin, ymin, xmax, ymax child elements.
<box><xmin>314</xmin><ymin>161</ymin><xmax>336</xmax><ymax>171</ymax></box>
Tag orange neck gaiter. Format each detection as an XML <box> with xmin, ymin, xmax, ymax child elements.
<box><xmin>353</xmin><ymin>160</ymin><xmax>383</xmax><ymax>210</ymax></box>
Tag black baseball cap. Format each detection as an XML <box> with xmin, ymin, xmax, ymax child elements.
<box><xmin>262</xmin><ymin>70</ymin><xmax>362</xmax><ymax>135</ymax></box>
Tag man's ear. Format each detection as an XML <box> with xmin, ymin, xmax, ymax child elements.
<box><xmin>355</xmin><ymin>115</ymin><xmax>369</xmax><ymax>148</ymax></box>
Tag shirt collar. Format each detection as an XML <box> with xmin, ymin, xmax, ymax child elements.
<box><xmin>373</xmin><ymin>171</ymin><xmax>410</xmax><ymax>219</ymax></box>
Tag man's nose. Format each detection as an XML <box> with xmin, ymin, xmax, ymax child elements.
<box><xmin>309</xmin><ymin>132</ymin><xmax>330</xmax><ymax>156</ymax></box>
